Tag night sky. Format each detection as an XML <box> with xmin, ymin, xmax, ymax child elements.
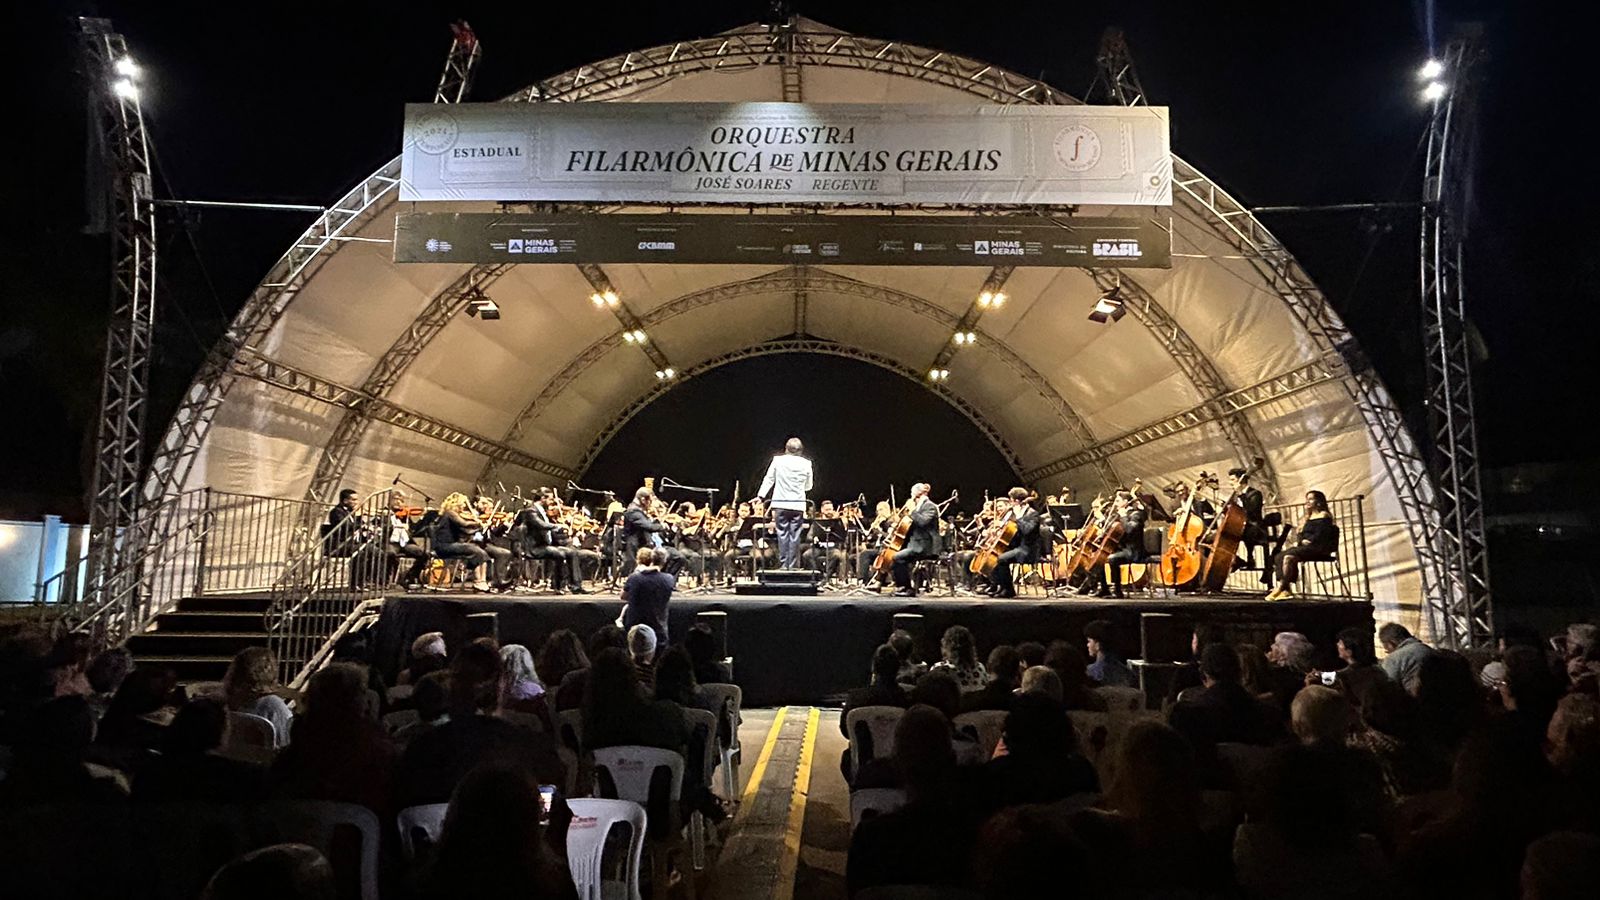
<box><xmin>2</xmin><ymin>1</ymin><xmax>1590</xmax><ymax>521</ymax></box>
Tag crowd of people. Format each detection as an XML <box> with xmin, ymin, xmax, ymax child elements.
<box><xmin>0</xmin><ymin>607</ymin><xmax>738</xmax><ymax>900</ymax></box>
<box><xmin>840</xmin><ymin>619</ymin><xmax>1600</xmax><ymax>899</ymax></box>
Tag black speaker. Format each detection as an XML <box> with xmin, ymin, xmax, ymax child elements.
<box><xmin>695</xmin><ymin>610</ymin><xmax>729</xmax><ymax>659</ymax></box>
<box><xmin>465</xmin><ymin>611</ymin><xmax>499</xmax><ymax>643</ymax></box>
<box><xmin>891</xmin><ymin>612</ymin><xmax>925</xmax><ymax>653</ymax></box>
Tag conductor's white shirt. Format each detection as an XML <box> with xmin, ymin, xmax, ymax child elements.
<box><xmin>758</xmin><ymin>454</ymin><xmax>813</xmax><ymax>512</ymax></box>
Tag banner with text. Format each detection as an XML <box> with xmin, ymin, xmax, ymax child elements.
<box><xmin>399</xmin><ymin>102</ymin><xmax>1171</xmax><ymax>206</ymax></box>
<box><xmin>393</xmin><ymin>213</ymin><xmax>1171</xmax><ymax>268</ymax></box>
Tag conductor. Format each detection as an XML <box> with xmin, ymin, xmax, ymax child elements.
<box><xmin>758</xmin><ymin>437</ymin><xmax>814</xmax><ymax>569</ymax></box>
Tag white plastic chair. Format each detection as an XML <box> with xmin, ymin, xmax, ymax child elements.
<box><xmin>698</xmin><ymin>683</ymin><xmax>743</xmax><ymax>797</ymax></box>
<box><xmin>395</xmin><ymin>803</ymin><xmax>449</xmax><ymax>863</ymax></box>
<box><xmin>845</xmin><ymin>706</ymin><xmax>905</xmax><ymax>780</ymax></box>
<box><xmin>681</xmin><ymin>707</ymin><xmax>718</xmax><ymax>871</ymax></box>
<box><xmin>221</xmin><ymin>711</ymin><xmax>277</xmax><ymax>761</ymax></box>
<box><xmin>849</xmin><ymin>787</ymin><xmax>907</xmax><ymax>830</ymax></box>
<box><xmin>567</xmin><ymin>798</ymin><xmax>648</xmax><ymax>900</ymax></box>
<box><xmin>952</xmin><ymin>710</ymin><xmax>1008</xmax><ymax>760</ymax></box>
<box><xmin>265</xmin><ymin>801</ymin><xmax>381</xmax><ymax>900</ymax></box>
<box><xmin>591</xmin><ymin>747</ymin><xmax>688</xmax><ymax>900</ymax></box>
<box><xmin>1093</xmin><ymin>685</ymin><xmax>1145</xmax><ymax>712</ymax></box>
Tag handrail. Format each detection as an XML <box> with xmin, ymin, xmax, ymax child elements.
<box><xmin>1222</xmin><ymin>493</ymin><xmax>1371</xmax><ymax>599</ymax></box>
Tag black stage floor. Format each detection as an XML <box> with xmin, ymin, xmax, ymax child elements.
<box><xmin>369</xmin><ymin>589</ymin><xmax>1375</xmax><ymax>707</ymax></box>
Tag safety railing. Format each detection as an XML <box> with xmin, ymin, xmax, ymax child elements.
<box><xmin>1223</xmin><ymin>494</ymin><xmax>1371</xmax><ymax>599</ymax></box>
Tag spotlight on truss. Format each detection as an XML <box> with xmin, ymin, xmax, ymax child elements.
<box><xmin>1421</xmin><ymin>80</ymin><xmax>1448</xmax><ymax>102</ymax></box>
<box><xmin>1088</xmin><ymin>290</ymin><xmax>1126</xmax><ymax>324</ymax></box>
<box><xmin>112</xmin><ymin>78</ymin><xmax>138</xmax><ymax>100</ymax></box>
<box><xmin>465</xmin><ymin>294</ymin><xmax>500</xmax><ymax>320</ymax></box>
<box><xmin>1418</xmin><ymin>58</ymin><xmax>1444</xmax><ymax>80</ymax></box>
<box><xmin>928</xmin><ymin>368</ymin><xmax>950</xmax><ymax>382</ymax></box>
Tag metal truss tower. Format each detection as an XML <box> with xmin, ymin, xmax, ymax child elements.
<box><xmin>1419</xmin><ymin>30</ymin><xmax>1492</xmax><ymax>648</ymax></box>
<box><xmin>82</xmin><ymin>18</ymin><xmax>158</xmax><ymax>591</ymax></box>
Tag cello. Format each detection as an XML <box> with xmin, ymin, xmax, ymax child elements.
<box><xmin>871</xmin><ymin>490</ymin><xmax>958</xmax><ymax>578</ymax></box>
<box><xmin>969</xmin><ymin>491</ymin><xmax>1033</xmax><ymax>578</ymax></box>
<box><xmin>1058</xmin><ymin>495</ymin><xmax>1110</xmax><ymax>587</ymax></box>
<box><xmin>1154</xmin><ymin>472</ymin><xmax>1217</xmax><ymax>590</ymax></box>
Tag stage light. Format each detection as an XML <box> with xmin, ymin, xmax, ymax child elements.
<box><xmin>1088</xmin><ymin>290</ymin><xmax>1126</xmax><ymax>324</ymax></box>
<box><xmin>978</xmin><ymin>291</ymin><xmax>993</xmax><ymax>307</ymax></box>
<box><xmin>1418</xmin><ymin>58</ymin><xmax>1444</xmax><ymax>80</ymax></box>
<box><xmin>928</xmin><ymin>368</ymin><xmax>950</xmax><ymax>382</ymax></box>
<box><xmin>112</xmin><ymin>78</ymin><xmax>138</xmax><ymax>100</ymax></box>
<box><xmin>115</xmin><ymin>57</ymin><xmax>139</xmax><ymax>78</ymax></box>
<box><xmin>603</xmin><ymin>290</ymin><xmax>618</xmax><ymax>307</ymax></box>
<box><xmin>623</xmin><ymin>331</ymin><xmax>637</xmax><ymax>343</ymax></box>
<box><xmin>465</xmin><ymin>296</ymin><xmax>500</xmax><ymax>320</ymax></box>
<box><xmin>952</xmin><ymin>331</ymin><xmax>977</xmax><ymax>345</ymax></box>
<box><xmin>623</xmin><ymin>328</ymin><xmax>647</xmax><ymax>343</ymax></box>
<box><xmin>590</xmin><ymin>293</ymin><xmax>605</xmax><ymax>307</ymax></box>
<box><xmin>1421</xmin><ymin>81</ymin><xmax>1447</xmax><ymax>102</ymax></box>
<box><xmin>654</xmin><ymin>369</ymin><xmax>667</xmax><ymax>379</ymax></box>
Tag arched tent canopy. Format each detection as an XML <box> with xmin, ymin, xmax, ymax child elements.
<box><xmin>147</xmin><ymin>18</ymin><xmax>1436</xmax><ymax>634</ymax></box>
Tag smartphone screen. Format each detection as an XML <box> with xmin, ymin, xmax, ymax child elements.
<box><xmin>539</xmin><ymin>785</ymin><xmax>556</xmax><ymax>823</ymax></box>
<box><xmin>1320</xmin><ymin>671</ymin><xmax>1337</xmax><ymax>686</ymax></box>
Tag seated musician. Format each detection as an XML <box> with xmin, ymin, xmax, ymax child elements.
<box><xmin>622</xmin><ymin>487</ymin><xmax>683</xmax><ymax>576</ymax></box>
<box><xmin>382</xmin><ymin>492</ymin><xmax>430</xmax><ymax>590</ymax></box>
<box><xmin>1226</xmin><ymin>467</ymin><xmax>1267</xmax><ymax>568</ymax></box>
<box><xmin>802</xmin><ymin>500</ymin><xmax>850</xmax><ymax>583</ymax></box>
<box><xmin>749</xmin><ymin>497</ymin><xmax>778</xmax><ymax>569</ymax></box>
<box><xmin>432</xmin><ymin>492</ymin><xmax>495</xmax><ymax>592</ymax></box>
<box><xmin>323</xmin><ymin>488</ymin><xmax>361</xmax><ymax>547</ymax></box>
<box><xmin>720</xmin><ymin>501</ymin><xmax>758</xmax><ymax>582</ymax></box>
<box><xmin>892</xmin><ymin>483</ymin><xmax>941</xmax><ymax>598</ymax></box>
<box><xmin>471</xmin><ymin>496</ymin><xmax>515</xmax><ymax>591</ymax></box>
<box><xmin>985</xmin><ymin>488</ymin><xmax>1043</xmax><ymax>599</ymax></box>
<box><xmin>1171</xmin><ymin>481</ymin><xmax>1217</xmax><ymax>525</ymax></box>
<box><xmin>516</xmin><ymin>488</ymin><xmax>589</xmax><ymax>594</ymax></box>
<box><xmin>1077</xmin><ymin>490</ymin><xmax>1147</xmax><ymax>599</ymax></box>
<box><xmin>672</xmin><ymin>501</ymin><xmax>709</xmax><ymax>587</ymax></box>
<box><xmin>855</xmin><ymin>501</ymin><xmax>896</xmax><ymax>586</ymax></box>
<box><xmin>958</xmin><ymin>498</ymin><xmax>1004</xmax><ymax>591</ymax></box>
<box><xmin>1266</xmin><ymin>490</ymin><xmax>1339</xmax><ymax>601</ymax></box>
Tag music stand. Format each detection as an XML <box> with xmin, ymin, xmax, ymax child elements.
<box><xmin>810</xmin><ymin>517</ymin><xmax>848</xmax><ymax>587</ymax></box>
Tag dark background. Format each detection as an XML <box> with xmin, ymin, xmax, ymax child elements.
<box><xmin>2</xmin><ymin>0</ymin><xmax>1592</xmax><ymax>522</ymax></box>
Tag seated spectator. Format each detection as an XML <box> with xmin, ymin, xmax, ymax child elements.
<box><xmin>1546</xmin><ymin>693</ymin><xmax>1600</xmax><ymax>832</ymax></box>
<box><xmin>972</xmin><ymin>803</ymin><xmax>1098</xmax><ymax>898</ymax></box>
<box><xmin>1497</xmin><ymin>643</ymin><xmax>1563</xmax><ymax>740</ymax></box>
<box><xmin>134</xmin><ymin>698</ymin><xmax>267</xmax><ymax>804</ymax></box>
<box><xmin>1084</xmin><ymin>619</ymin><xmax>1135</xmax><ymax>688</ymax></box>
<box><xmin>909</xmin><ymin>670</ymin><xmax>983</xmax><ymax>766</ymax></box>
<box><xmin>888</xmin><ymin>628</ymin><xmax>927</xmax><ymax>688</ymax></box>
<box><xmin>1166</xmin><ymin>623</ymin><xmax>1225</xmax><ymax>707</ymax></box>
<box><xmin>1019</xmin><ymin>665</ymin><xmax>1064</xmax><ymax>703</ymax></box>
<box><xmin>1045</xmin><ymin>640</ymin><xmax>1107</xmax><ymax>711</ymax></box>
<box><xmin>842</xmin><ymin>645</ymin><xmax>913</xmax><ymax>781</ymax></box>
<box><xmin>534</xmin><ymin>629</ymin><xmax>587</xmax><ymax>698</ymax></box>
<box><xmin>271</xmin><ymin>663</ymin><xmax>396</xmax><ymax>816</ymax></box>
<box><xmin>1378</xmin><ymin>622</ymin><xmax>1435</xmax><ymax>693</ymax></box>
<box><xmin>93</xmin><ymin>664</ymin><xmax>185</xmax><ymax>772</ymax></box>
<box><xmin>1016</xmin><ymin>640</ymin><xmax>1047</xmax><ymax>671</ymax></box>
<box><xmin>398</xmin><ymin>631</ymin><xmax>448</xmax><ymax>686</ymax></box>
<box><xmin>45</xmin><ymin>632</ymin><xmax>96</xmax><ymax>699</ymax></box>
<box><xmin>398</xmin><ymin>639</ymin><xmax>566</xmax><ymax>807</ymax></box>
<box><xmin>1397</xmin><ymin>717</ymin><xmax>1558</xmax><ymax>900</ymax></box>
<box><xmin>1235</xmin><ymin>743</ymin><xmax>1389</xmax><ymax>900</ymax></box>
<box><xmin>1286</xmin><ymin>686</ymin><xmax>1386</xmax><ymax>837</ymax></box>
<box><xmin>627</xmin><ymin>624</ymin><xmax>658</xmax><ymax>693</ymax></box>
<box><xmin>1069</xmin><ymin>720</ymin><xmax>1230</xmax><ymax>895</ymax></box>
<box><xmin>654</xmin><ymin>646</ymin><xmax>715</xmax><ymax>715</ymax></box>
<box><xmin>416</xmin><ymin>766</ymin><xmax>576</xmax><ymax>900</ymax></box>
<box><xmin>0</xmin><ymin>626</ymin><xmax>55</xmax><ymax>744</ymax></box>
<box><xmin>683</xmin><ymin>623</ymin><xmax>732</xmax><ymax>685</ymax></box>
<box><xmin>960</xmin><ymin>644</ymin><xmax>1021</xmax><ymax>713</ymax></box>
<box><xmin>84</xmin><ymin>646</ymin><xmax>133</xmax><ymax>720</ymax></box>
<box><xmin>1237</xmin><ymin>641</ymin><xmax>1274</xmax><ymax>700</ymax></box>
<box><xmin>1562</xmin><ymin>623</ymin><xmax>1599</xmax><ymax>664</ymax></box>
<box><xmin>1323</xmin><ymin>625</ymin><xmax>1388</xmax><ymax>711</ymax></box>
<box><xmin>981</xmin><ymin>693</ymin><xmax>1098</xmax><ymax>808</ymax></box>
<box><xmin>555</xmin><ymin>625</ymin><xmax>625</xmax><ymax>711</ymax></box>
<box><xmin>1520</xmin><ymin>831</ymin><xmax>1600</xmax><ymax>900</ymax></box>
<box><xmin>0</xmin><ymin>695</ymin><xmax>127</xmax><ymax>806</ymax></box>
<box><xmin>1349</xmin><ymin>678</ymin><xmax>1450</xmax><ymax>800</ymax></box>
<box><xmin>1415</xmin><ymin>650</ymin><xmax>1484</xmax><ymax>754</ymax></box>
<box><xmin>846</xmin><ymin>705</ymin><xmax>982</xmax><ymax>895</ymax></box>
<box><xmin>328</xmin><ymin>631</ymin><xmax>389</xmax><ymax>716</ymax></box>
<box><xmin>201</xmin><ymin>843</ymin><xmax>337</xmax><ymax>900</ymax></box>
<box><xmin>929</xmin><ymin>625</ymin><xmax>986</xmax><ymax>694</ymax></box>
<box><xmin>393</xmin><ymin>670</ymin><xmax>451</xmax><ymax>745</ymax></box>
<box><xmin>1264</xmin><ymin>631</ymin><xmax>1316</xmax><ymax>715</ymax></box>
<box><xmin>499</xmin><ymin>644</ymin><xmax>544</xmax><ymax>708</ymax></box>
<box><xmin>222</xmin><ymin>647</ymin><xmax>293</xmax><ymax>748</ymax></box>
<box><xmin>1169</xmin><ymin>643</ymin><xmax>1280</xmax><ymax>786</ymax></box>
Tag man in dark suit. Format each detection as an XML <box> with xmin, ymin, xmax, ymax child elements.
<box><xmin>892</xmin><ymin>483</ymin><xmax>940</xmax><ymax>597</ymax></box>
<box><xmin>515</xmin><ymin>488</ymin><xmax>588</xmax><ymax>594</ymax></box>
<box><xmin>1227</xmin><ymin>466</ymin><xmax>1267</xmax><ymax>555</ymax></box>
<box><xmin>986</xmin><ymin>488</ymin><xmax>1042</xmax><ymax>599</ymax></box>
<box><xmin>1076</xmin><ymin>490</ymin><xmax>1147</xmax><ymax>598</ymax></box>
<box><xmin>621</xmin><ymin>487</ymin><xmax>683</xmax><ymax>575</ymax></box>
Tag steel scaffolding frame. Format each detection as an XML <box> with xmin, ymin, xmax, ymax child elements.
<box><xmin>1419</xmin><ymin>32</ymin><xmax>1492</xmax><ymax>648</ymax></box>
<box><xmin>81</xmin><ymin>18</ymin><xmax>158</xmax><ymax>593</ymax></box>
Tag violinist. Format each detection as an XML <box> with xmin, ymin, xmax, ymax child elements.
<box><xmin>891</xmin><ymin>483</ymin><xmax>941</xmax><ymax>598</ymax></box>
<box><xmin>623</xmin><ymin>487</ymin><xmax>683</xmax><ymax>576</ymax></box>
<box><xmin>433</xmin><ymin>492</ymin><xmax>496</xmax><ymax>592</ymax></box>
<box><xmin>382</xmin><ymin>491</ymin><xmax>430</xmax><ymax>590</ymax></box>
<box><xmin>1265</xmin><ymin>490</ymin><xmax>1339</xmax><ymax>601</ymax></box>
<box><xmin>1076</xmin><ymin>490</ymin><xmax>1147</xmax><ymax>599</ymax></box>
<box><xmin>855</xmin><ymin>500</ymin><xmax>896</xmax><ymax>585</ymax></box>
<box><xmin>749</xmin><ymin>498</ymin><xmax>778</xmax><ymax>569</ymax></box>
<box><xmin>802</xmin><ymin>500</ymin><xmax>850</xmax><ymax>582</ymax></box>
<box><xmin>673</xmin><ymin>501</ymin><xmax>710</xmax><ymax>586</ymax></box>
<box><xmin>472</xmin><ymin>496</ymin><xmax>516</xmax><ymax>590</ymax></box>
<box><xmin>985</xmin><ymin>488</ymin><xmax>1043</xmax><ymax>599</ymax></box>
<box><xmin>515</xmin><ymin>487</ymin><xmax>589</xmax><ymax>594</ymax></box>
<box><xmin>721</xmin><ymin>501</ymin><xmax>759</xmax><ymax>583</ymax></box>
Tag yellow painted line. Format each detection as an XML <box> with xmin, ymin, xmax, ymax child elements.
<box><xmin>773</xmin><ymin>707</ymin><xmax>820</xmax><ymax>900</ymax></box>
<box><xmin>734</xmin><ymin>706</ymin><xmax>789</xmax><ymax>821</ymax></box>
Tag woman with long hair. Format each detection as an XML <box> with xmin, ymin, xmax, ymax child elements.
<box><xmin>418</xmin><ymin>766</ymin><xmax>575</xmax><ymax>900</ymax></box>
<box><xmin>534</xmin><ymin>630</ymin><xmax>587</xmax><ymax>693</ymax></box>
<box><xmin>1266</xmin><ymin>489</ymin><xmax>1338</xmax><ymax>600</ymax></box>
<box><xmin>222</xmin><ymin>647</ymin><xmax>292</xmax><ymax>747</ymax></box>
<box><xmin>929</xmin><ymin>625</ymin><xmax>987</xmax><ymax>694</ymax></box>
<box><xmin>434</xmin><ymin>492</ymin><xmax>494</xmax><ymax>592</ymax></box>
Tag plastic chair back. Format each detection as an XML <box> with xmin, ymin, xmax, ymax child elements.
<box><xmin>264</xmin><ymin>801</ymin><xmax>381</xmax><ymax>900</ymax></box>
<box><xmin>221</xmin><ymin>711</ymin><xmax>277</xmax><ymax>761</ymax></box>
<box><xmin>845</xmin><ymin>705</ymin><xmax>905</xmax><ymax>779</ymax></box>
<box><xmin>952</xmin><ymin>710</ymin><xmax>1008</xmax><ymax>760</ymax></box>
<box><xmin>700</xmin><ymin>683</ymin><xmax>743</xmax><ymax>796</ymax></box>
<box><xmin>395</xmin><ymin>803</ymin><xmax>449</xmax><ymax>863</ymax></box>
<box><xmin>566</xmin><ymin>798</ymin><xmax>647</xmax><ymax>900</ymax></box>
<box><xmin>591</xmin><ymin>746</ymin><xmax>684</xmax><ymax>841</ymax></box>
<box><xmin>682</xmin><ymin>707</ymin><xmax>718</xmax><ymax>787</ymax></box>
<box><xmin>849</xmin><ymin>787</ymin><xmax>907</xmax><ymax>830</ymax></box>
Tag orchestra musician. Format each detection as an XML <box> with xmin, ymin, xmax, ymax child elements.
<box><xmin>757</xmin><ymin>437</ymin><xmax>814</xmax><ymax>569</ymax></box>
<box><xmin>1076</xmin><ymin>490</ymin><xmax>1147</xmax><ymax>599</ymax></box>
<box><xmin>471</xmin><ymin>496</ymin><xmax>516</xmax><ymax>591</ymax></box>
<box><xmin>323</xmin><ymin>488</ymin><xmax>361</xmax><ymax>546</ymax></box>
<box><xmin>1265</xmin><ymin>490</ymin><xmax>1340</xmax><ymax>601</ymax></box>
<box><xmin>721</xmin><ymin>501</ymin><xmax>759</xmax><ymax>583</ymax></box>
<box><xmin>855</xmin><ymin>500</ymin><xmax>896</xmax><ymax>585</ymax></box>
<box><xmin>622</xmin><ymin>487</ymin><xmax>684</xmax><ymax>576</ymax></box>
<box><xmin>380</xmin><ymin>491</ymin><xmax>430</xmax><ymax>591</ymax></box>
<box><xmin>432</xmin><ymin>492</ymin><xmax>496</xmax><ymax>592</ymax></box>
<box><xmin>1171</xmin><ymin>480</ymin><xmax>1217</xmax><ymax>525</ymax></box>
<box><xmin>985</xmin><ymin>487</ymin><xmax>1042</xmax><ymax>599</ymax></box>
<box><xmin>801</xmin><ymin>500</ymin><xmax>850</xmax><ymax>583</ymax></box>
<box><xmin>672</xmin><ymin>501</ymin><xmax>710</xmax><ymax>586</ymax></box>
<box><xmin>749</xmin><ymin>497</ymin><xmax>778</xmax><ymax>569</ymax></box>
<box><xmin>515</xmin><ymin>487</ymin><xmax>589</xmax><ymax>594</ymax></box>
<box><xmin>1226</xmin><ymin>466</ymin><xmax>1267</xmax><ymax>566</ymax></box>
<box><xmin>891</xmin><ymin>483</ymin><xmax>941</xmax><ymax>598</ymax></box>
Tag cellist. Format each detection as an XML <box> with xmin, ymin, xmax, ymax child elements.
<box><xmin>984</xmin><ymin>488</ymin><xmax>1042</xmax><ymax>599</ymax></box>
<box><xmin>1076</xmin><ymin>490</ymin><xmax>1148</xmax><ymax>599</ymax></box>
<box><xmin>890</xmin><ymin>483</ymin><xmax>941</xmax><ymax>597</ymax></box>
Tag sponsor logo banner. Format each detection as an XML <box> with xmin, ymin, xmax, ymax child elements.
<box><xmin>400</xmin><ymin>102</ymin><xmax>1171</xmax><ymax>206</ymax></box>
<box><xmin>394</xmin><ymin>213</ymin><xmax>1171</xmax><ymax>268</ymax></box>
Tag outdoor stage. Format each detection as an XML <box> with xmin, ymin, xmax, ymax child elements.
<box><xmin>368</xmin><ymin>589</ymin><xmax>1375</xmax><ymax>707</ymax></box>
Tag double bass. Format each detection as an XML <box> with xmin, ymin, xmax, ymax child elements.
<box><xmin>1195</xmin><ymin>470</ymin><xmax>1252</xmax><ymax>592</ymax></box>
<box><xmin>1154</xmin><ymin>473</ymin><xmax>1216</xmax><ymax>590</ymax></box>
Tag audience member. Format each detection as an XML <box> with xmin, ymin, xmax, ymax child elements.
<box><xmin>1546</xmin><ymin>693</ymin><xmax>1600</xmax><ymax>832</ymax></box>
<box><xmin>1497</xmin><ymin>643</ymin><xmax>1563</xmax><ymax>740</ymax></box>
<box><xmin>929</xmin><ymin>625</ymin><xmax>987</xmax><ymax>693</ymax></box>
<box><xmin>0</xmin><ymin>695</ymin><xmax>126</xmax><ymax>806</ymax></box>
<box><xmin>1520</xmin><ymin>831</ymin><xmax>1600</xmax><ymax>900</ymax></box>
<box><xmin>270</xmin><ymin>663</ymin><xmax>395</xmax><ymax>816</ymax></box>
<box><xmin>1378</xmin><ymin>622</ymin><xmax>1435</xmax><ymax>693</ymax></box>
<box><xmin>398</xmin><ymin>632</ymin><xmax>447</xmax><ymax>686</ymax></box>
<box><xmin>1169</xmin><ymin>642</ymin><xmax>1280</xmax><ymax>786</ymax></box>
<box><xmin>1285</xmin><ymin>686</ymin><xmax>1386</xmax><ymax>837</ymax></box>
<box><xmin>200</xmin><ymin>843</ymin><xmax>337</xmax><ymax>900</ymax></box>
<box><xmin>1348</xmin><ymin>678</ymin><xmax>1450</xmax><ymax>800</ymax></box>
<box><xmin>1324</xmin><ymin>625</ymin><xmax>1388</xmax><ymax>710</ymax></box>
<box><xmin>888</xmin><ymin>628</ymin><xmax>927</xmax><ymax>687</ymax></box>
<box><xmin>1016</xmin><ymin>640</ymin><xmax>1047</xmax><ymax>670</ymax></box>
<box><xmin>84</xmin><ymin>646</ymin><xmax>133</xmax><ymax>719</ymax></box>
<box><xmin>1236</xmin><ymin>641</ymin><xmax>1274</xmax><ymax>699</ymax></box>
<box><xmin>1018</xmin><ymin>665</ymin><xmax>1063</xmax><ymax>703</ymax></box>
<box><xmin>1045</xmin><ymin>640</ymin><xmax>1106</xmax><ymax>711</ymax></box>
<box><xmin>1166</xmin><ymin>623</ymin><xmax>1225</xmax><ymax>707</ymax></box>
<box><xmin>627</xmin><ymin>624</ymin><xmax>658</xmax><ymax>692</ymax></box>
<box><xmin>393</xmin><ymin>670</ymin><xmax>451</xmax><ymax>744</ymax></box>
<box><xmin>842</xmin><ymin>644</ymin><xmax>911</xmax><ymax>737</ymax></box>
<box><xmin>93</xmin><ymin>664</ymin><xmax>185</xmax><ymax>771</ymax></box>
<box><xmin>1414</xmin><ymin>650</ymin><xmax>1484</xmax><ymax>753</ymax></box>
<box><xmin>397</xmin><ymin>640</ymin><xmax>565</xmax><ymax>807</ymax></box>
<box><xmin>498</xmin><ymin>644</ymin><xmax>545</xmax><ymax>710</ymax></box>
<box><xmin>621</xmin><ymin>547</ymin><xmax>675</xmax><ymax>645</ymax></box>
<box><xmin>1084</xmin><ymin>619</ymin><xmax>1134</xmax><ymax>688</ymax></box>
<box><xmin>959</xmin><ymin>644</ymin><xmax>1021</xmax><ymax>713</ymax></box>
<box><xmin>972</xmin><ymin>803</ymin><xmax>1098</xmax><ymax>898</ymax></box>
<box><xmin>45</xmin><ymin>632</ymin><xmax>96</xmax><ymax>699</ymax></box>
<box><xmin>1264</xmin><ymin>631</ymin><xmax>1316</xmax><ymax>714</ymax></box>
<box><xmin>981</xmin><ymin>693</ymin><xmax>1098</xmax><ymax>808</ymax></box>
<box><xmin>555</xmin><ymin>624</ymin><xmax>625</xmax><ymax>711</ymax></box>
<box><xmin>910</xmin><ymin>670</ymin><xmax>983</xmax><ymax>765</ymax></box>
<box><xmin>416</xmin><ymin>766</ymin><xmax>577</xmax><ymax>900</ymax></box>
<box><xmin>134</xmin><ymin>698</ymin><xmax>268</xmax><ymax>803</ymax></box>
<box><xmin>222</xmin><ymin>647</ymin><xmax>293</xmax><ymax>747</ymax></box>
<box><xmin>534</xmin><ymin>630</ymin><xmax>587</xmax><ymax>698</ymax></box>
<box><xmin>683</xmin><ymin>623</ymin><xmax>732</xmax><ymax>685</ymax></box>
